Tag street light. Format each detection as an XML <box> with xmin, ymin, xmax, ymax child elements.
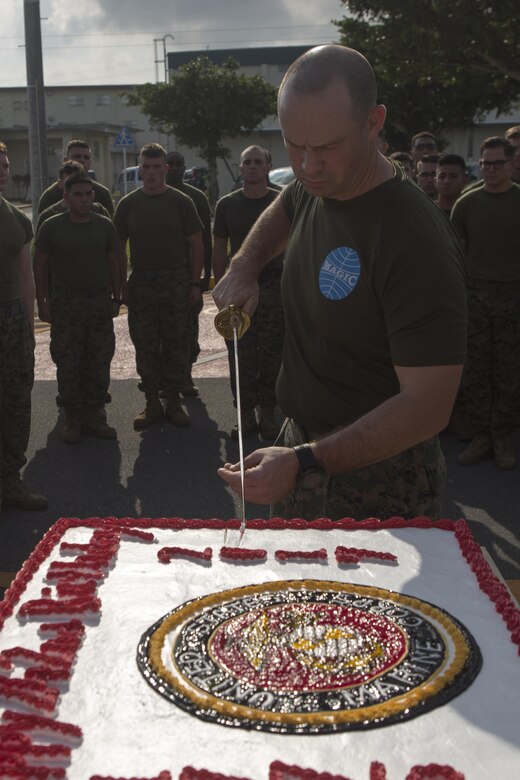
<box><xmin>153</xmin><ymin>34</ymin><xmax>175</xmax><ymax>83</ymax></box>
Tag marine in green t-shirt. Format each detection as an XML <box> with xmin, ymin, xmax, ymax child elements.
<box><xmin>0</xmin><ymin>141</ymin><xmax>47</xmax><ymax>510</ymax></box>
<box><xmin>213</xmin><ymin>45</ymin><xmax>468</xmax><ymax>521</ymax></box>
<box><xmin>34</xmin><ymin>174</ymin><xmax>121</xmax><ymax>444</ymax></box>
<box><xmin>113</xmin><ymin>143</ymin><xmax>204</xmax><ymax>430</ymax></box>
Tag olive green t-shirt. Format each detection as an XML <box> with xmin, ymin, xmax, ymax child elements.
<box><xmin>35</xmin><ymin>212</ymin><xmax>117</xmax><ymax>291</ymax></box>
<box><xmin>278</xmin><ymin>164</ymin><xmax>467</xmax><ymax>433</ymax></box>
<box><xmin>0</xmin><ymin>197</ymin><xmax>33</xmax><ymax>303</ymax></box>
<box><xmin>113</xmin><ymin>186</ymin><xmax>202</xmax><ymax>271</ymax></box>
<box><xmin>36</xmin><ymin>200</ymin><xmax>110</xmax><ymax>235</ymax></box>
<box><xmin>38</xmin><ymin>180</ymin><xmax>114</xmax><ymax>217</ymax></box>
<box><xmin>450</xmin><ymin>184</ymin><xmax>520</xmax><ymax>282</ymax></box>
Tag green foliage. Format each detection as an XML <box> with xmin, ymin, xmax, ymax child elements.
<box><xmin>336</xmin><ymin>0</ymin><xmax>520</xmax><ymax>149</ymax></box>
<box><xmin>127</xmin><ymin>57</ymin><xmax>277</xmax><ymax>204</ymax></box>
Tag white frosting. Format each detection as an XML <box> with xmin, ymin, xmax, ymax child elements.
<box><xmin>1</xmin><ymin>523</ymin><xmax>519</xmax><ymax>779</ymax></box>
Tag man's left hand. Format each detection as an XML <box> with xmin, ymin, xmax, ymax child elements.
<box><xmin>218</xmin><ymin>446</ymin><xmax>299</xmax><ymax>504</ymax></box>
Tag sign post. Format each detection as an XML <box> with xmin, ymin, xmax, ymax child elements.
<box><xmin>113</xmin><ymin>127</ymin><xmax>136</xmax><ymax>195</ymax></box>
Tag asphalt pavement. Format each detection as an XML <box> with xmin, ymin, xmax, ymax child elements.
<box><xmin>0</xmin><ymin>295</ymin><xmax>519</xmax><ymax>596</ymax></box>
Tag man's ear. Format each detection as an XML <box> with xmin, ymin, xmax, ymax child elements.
<box><xmin>368</xmin><ymin>104</ymin><xmax>387</xmax><ymax>137</ymax></box>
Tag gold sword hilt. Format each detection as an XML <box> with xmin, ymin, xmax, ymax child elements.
<box><xmin>214</xmin><ymin>304</ymin><xmax>251</xmax><ymax>340</ymax></box>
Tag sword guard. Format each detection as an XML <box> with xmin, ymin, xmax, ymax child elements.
<box><xmin>214</xmin><ymin>305</ymin><xmax>251</xmax><ymax>340</ymax></box>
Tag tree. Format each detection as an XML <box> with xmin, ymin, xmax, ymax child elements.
<box><xmin>128</xmin><ymin>57</ymin><xmax>278</xmax><ymax>206</ymax></box>
<box><xmin>336</xmin><ymin>1</ymin><xmax>520</xmax><ymax>150</ymax></box>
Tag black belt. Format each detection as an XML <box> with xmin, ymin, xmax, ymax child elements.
<box><xmin>0</xmin><ymin>301</ymin><xmax>23</xmax><ymax>317</ymax></box>
<box><xmin>467</xmin><ymin>277</ymin><xmax>520</xmax><ymax>293</ymax></box>
<box><xmin>53</xmin><ymin>286</ymin><xmax>108</xmax><ymax>300</ymax></box>
<box><xmin>131</xmin><ymin>267</ymin><xmax>186</xmax><ymax>281</ymax></box>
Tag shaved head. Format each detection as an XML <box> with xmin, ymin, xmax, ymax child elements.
<box><xmin>279</xmin><ymin>44</ymin><xmax>378</xmax><ymax>122</ymax></box>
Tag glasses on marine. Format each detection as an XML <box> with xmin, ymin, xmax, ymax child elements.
<box><xmin>413</xmin><ymin>142</ymin><xmax>436</xmax><ymax>151</ymax></box>
<box><xmin>479</xmin><ymin>159</ymin><xmax>510</xmax><ymax>169</ymax></box>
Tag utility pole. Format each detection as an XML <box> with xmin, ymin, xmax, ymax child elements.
<box><xmin>24</xmin><ymin>0</ymin><xmax>48</xmax><ymax>221</ymax></box>
<box><xmin>153</xmin><ymin>34</ymin><xmax>175</xmax><ymax>83</ymax></box>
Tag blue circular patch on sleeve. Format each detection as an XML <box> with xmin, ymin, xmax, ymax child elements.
<box><xmin>319</xmin><ymin>246</ymin><xmax>361</xmax><ymax>300</ymax></box>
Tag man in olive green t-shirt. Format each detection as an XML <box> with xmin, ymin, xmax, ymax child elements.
<box><xmin>0</xmin><ymin>142</ymin><xmax>47</xmax><ymax>510</ymax></box>
<box><xmin>213</xmin><ymin>46</ymin><xmax>467</xmax><ymax>522</ymax></box>
<box><xmin>451</xmin><ymin>136</ymin><xmax>520</xmax><ymax>470</ymax></box>
<box><xmin>34</xmin><ymin>174</ymin><xmax>121</xmax><ymax>445</ymax></box>
<box><xmin>114</xmin><ymin>143</ymin><xmax>204</xmax><ymax>430</ymax></box>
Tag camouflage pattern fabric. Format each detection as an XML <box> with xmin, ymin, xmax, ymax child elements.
<box><xmin>127</xmin><ymin>268</ymin><xmax>190</xmax><ymax>394</ymax></box>
<box><xmin>0</xmin><ymin>309</ymin><xmax>34</xmax><ymax>478</ymax></box>
<box><xmin>226</xmin><ymin>273</ymin><xmax>284</xmax><ymax>409</ymax></box>
<box><xmin>50</xmin><ymin>293</ymin><xmax>114</xmax><ymax>410</ymax></box>
<box><xmin>271</xmin><ymin>418</ymin><xmax>446</xmax><ymax>521</ymax></box>
<box><xmin>456</xmin><ymin>289</ymin><xmax>520</xmax><ymax>435</ymax></box>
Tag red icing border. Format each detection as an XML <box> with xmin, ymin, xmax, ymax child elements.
<box><xmin>1</xmin><ymin>516</ymin><xmax>518</xmax><ymax>654</ymax></box>
<box><xmin>275</xmin><ymin>549</ymin><xmax>328</xmax><ymax>562</ymax></box>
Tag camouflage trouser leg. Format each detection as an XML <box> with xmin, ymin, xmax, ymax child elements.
<box><xmin>226</xmin><ymin>275</ymin><xmax>284</xmax><ymax>409</ymax></box>
<box><xmin>0</xmin><ymin>310</ymin><xmax>34</xmax><ymax>478</ymax></box>
<box><xmin>127</xmin><ymin>270</ymin><xmax>190</xmax><ymax>394</ymax></box>
<box><xmin>50</xmin><ymin>294</ymin><xmax>115</xmax><ymax>410</ymax></box>
<box><xmin>271</xmin><ymin>419</ymin><xmax>446</xmax><ymax>521</ymax></box>
<box><xmin>189</xmin><ymin>297</ymin><xmax>203</xmax><ymax>368</ymax></box>
<box><xmin>456</xmin><ymin>290</ymin><xmax>520</xmax><ymax>435</ymax></box>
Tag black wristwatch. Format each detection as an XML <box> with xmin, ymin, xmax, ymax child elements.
<box><xmin>293</xmin><ymin>443</ymin><xmax>319</xmax><ymax>474</ymax></box>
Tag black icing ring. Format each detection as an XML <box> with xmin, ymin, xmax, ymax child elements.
<box><xmin>136</xmin><ymin>582</ymin><xmax>482</xmax><ymax>734</ymax></box>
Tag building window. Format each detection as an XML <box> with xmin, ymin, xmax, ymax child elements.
<box><xmin>96</xmin><ymin>94</ymin><xmax>111</xmax><ymax>106</ymax></box>
<box><xmin>68</xmin><ymin>95</ymin><xmax>84</xmax><ymax>107</ymax></box>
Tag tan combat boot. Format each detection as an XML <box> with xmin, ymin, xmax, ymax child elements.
<box><xmin>134</xmin><ymin>394</ymin><xmax>164</xmax><ymax>430</ymax></box>
<box><xmin>62</xmin><ymin>409</ymin><xmax>83</xmax><ymax>445</ymax></box>
<box><xmin>231</xmin><ymin>408</ymin><xmax>257</xmax><ymax>440</ymax></box>
<box><xmin>83</xmin><ymin>408</ymin><xmax>117</xmax><ymax>439</ymax></box>
<box><xmin>258</xmin><ymin>405</ymin><xmax>281</xmax><ymax>440</ymax></box>
<box><xmin>457</xmin><ymin>433</ymin><xmax>492</xmax><ymax>466</ymax></box>
<box><xmin>2</xmin><ymin>473</ymin><xmax>48</xmax><ymax>511</ymax></box>
<box><xmin>492</xmin><ymin>435</ymin><xmax>517</xmax><ymax>470</ymax></box>
<box><xmin>165</xmin><ymin>394</ymin><xmax>190</xmax><ymax>427</ymax></box>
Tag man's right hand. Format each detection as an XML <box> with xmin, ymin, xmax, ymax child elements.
<box><xmin>212</xmin><ymin>261</ymin><xmax>259</xmax><ymax>319</ymax></box>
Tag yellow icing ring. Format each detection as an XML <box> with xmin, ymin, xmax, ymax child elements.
<box><xmin>148</xmin><ymin>580</ymin><xmax>470</xmax><ymax>726</ymax></box>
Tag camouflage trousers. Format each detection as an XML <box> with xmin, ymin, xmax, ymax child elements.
<box><xmin>271</xmin><ymin>419</ymin><xmax>446</xmax><ymax>521</ymax></box>
<box><xmin>453</xmin><ymin>288</ymin><xmax>520</xmax><ymax>435</ymax></box>
<box><xmin>0</xmin><ymin>304</ymin><xmax>34</xmax><ymax>478</ymax></box>
<box><xmin>226</xmin><ymin>273</ymin><xmax>284</xmax><ymax>409</ymax></box>
<box><xmin>50</xmin><ymin>291</ymin><xmax>114</xmax><ymax>411</ymax></box>
<box><xmin>189</xmin><ymin>296</ymin><xmax>204</xmax><ymax>368</ymax></box>
<box><xmin>127</xmin><ymin>268</ymin><xmax>191</xmax><ymax>395</ymax></box>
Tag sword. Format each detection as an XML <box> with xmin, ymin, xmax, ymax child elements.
<box><xmin>214</xmin><ymin>305</ymin><xmax>251</xmax><ymax>545</ymax></box>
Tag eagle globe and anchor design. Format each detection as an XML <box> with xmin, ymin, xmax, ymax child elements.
<box><xmin>137</xmin><ymin>580</ymin><xmax>481</xmax><ymax>734</ymax></box>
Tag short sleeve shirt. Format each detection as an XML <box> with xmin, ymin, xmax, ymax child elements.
<box><xmin>277</xmin><ymin>164</ymin><xmax>467</xmax><ymax>433</ymax></box>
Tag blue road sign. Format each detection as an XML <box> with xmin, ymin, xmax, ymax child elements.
<box><xmin>114</xmin><ymin>127</ymin><xmax>135</xmax><ymax>148</ymax></box>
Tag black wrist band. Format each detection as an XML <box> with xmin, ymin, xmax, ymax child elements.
<box><xmin>293</xmin><ymin>443</ymin><xmax>319</xmax><ymax>474</ymax></box>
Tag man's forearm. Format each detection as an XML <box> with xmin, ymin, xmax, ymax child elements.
<box><xmin>312</xmin><ymin>365</ymin><xmax>463</xmax><ymax>475</ymax></box>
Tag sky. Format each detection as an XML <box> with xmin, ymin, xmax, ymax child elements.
<box><xmin>3</xmin><ymin>0</ymin><xmax>344</xmax><ymax>87</ymax></box>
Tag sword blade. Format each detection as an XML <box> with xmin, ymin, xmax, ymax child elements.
<box><xmin>232</xmin><ymin>318</ymin><xmax>247</xmax><ymax>543</ymax></box>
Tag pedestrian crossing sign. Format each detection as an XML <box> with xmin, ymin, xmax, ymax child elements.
<box><xmin>114</xmin><ymin>127</ymin><xmax>135</xmax><ymax>148</ymax></box>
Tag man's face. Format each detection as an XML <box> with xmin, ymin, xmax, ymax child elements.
<box><xmin>166</xmin><ymin>154</ymin><xmax>186</xmax><ymax>185</ymax></box>
<box><xmin>64</xmin><ymin>182</ymin><xmax>95</xmax><ymax>218</ymax></box>
<box><xmin>416</xmin><ymin>161</ymin><xmax>438</xmax><ymax>197</ymax></box>
<box><xmin>0</xmin><ymin>152</ymin><xmax>9</xmax><ymax>193</ymax></box>
<box><xmin>508</xmin><ymin>137</ymin><xmax>520</xmax><ymax>183</ymax></box>
<box><xmin>435</xmin><ymin>164</ymin><xmax>466</xmax><ymax>199</ymax></box>
<box><xmin>67</xmin><ymin>145</ymin><xmax>91</xmax><ymax>174</ymax></box>
<box><xmin>239</xmin><ymin>147</ymin><xmax>269</xmax><ymax>186</ymax></box>
<box><xmin>139</xmin><ymin>155</ymin><xmax>167</xmax><ymax>193</ymax></box>
<box><xmin>411</xmin><ymin>137</ymin><xmax>437</xmax><ymax>163</ymax></box>
<box><xmin>480</xmin><ymin>146</ymin><xmax>512</xmax><ymax>190</ymax></box>
<box><xmin>279</xmin><ymin>80</ymin><xmax>384</xmax><ymax>201</ymax></box>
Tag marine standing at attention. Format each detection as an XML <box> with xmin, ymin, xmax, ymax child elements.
<box><xmin>114</xmin><ymin>143</ymin><xmax>204</xmax><ymax>430</ymax></box>
<box><xmin>0</xmin><ymin>142</ymin><xmax>47</xmax><ymax>510</ymax></box>
<box><xmin>213</xmin><ymin>45</ymin><xmax>467</xmax><ymax>521</ymax></box>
